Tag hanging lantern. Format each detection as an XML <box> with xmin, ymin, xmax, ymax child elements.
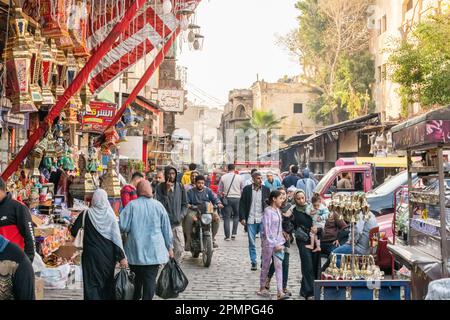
<box><xmin>188</xmin><ymin>30</ymin><xmax>195</xmax><ymax>43</ymax></box>
<box><xmin>70</xmin><ymin>0</ymin><xmax>90</xmax><ymax>58</ymax></box>
<box><xmin>29</xmin><ymin>29</ymin><xmax>43</xmax><ymax>105</ymax></box>
<box><xmin>193</xmin><ymin>34</ymin><xmax>204</xmax><ymax>50</ymax></box>
<box><xmin>52</xmin><ymin>48</ymin><xmax>68</xmax><ymax>99</ymax></box>
<box><xmin>102</xmin><ymin>157</ymin><xmax>121</xmax><ymax>198</ymax></box>
<box><xmin>163</xmin><ymin>0</ymin><xmax>173</xmax><ymax>15</ymax></box>
<box><xmin>40</xmin><ymin>40</ymin><xmax>56</xmax><ymax>106</ymax></box>
<box><xmin>69</xmin><ymin>153</ymin><xmax>96</xmax><ymax>201</ymax></box>
<box><xmin>3</xmin><ymin>8</ymin><xmax>37</xmax><ymax>113</ymax></box>
<box><xmin>78</xmin><ymin>58</ymin><xmax>92</xmax><ymax>113</ymax></box>
<box><xmin>66</xmin><ymin>51</ymin><xmax>82</xmax><ymax>113</ymax></box>
<box><xmin>40</xmin><ymin>0</ymin><xmax>74</xmax><ymax>49</ymax></box>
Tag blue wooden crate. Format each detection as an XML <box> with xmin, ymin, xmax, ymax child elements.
<box><xmin>314</xmin><ymin>280</ymin><xmax>411</xmax><ymax>300</ymax></box>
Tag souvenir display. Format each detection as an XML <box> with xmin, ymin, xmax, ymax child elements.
<box><xmin>323</xmin><ymin>254</ymin><xmax>384</xmax><ymax>281</ymax></box>
<box><xmin>69</xmin><ymin>153</ymin><xmax>96</xmax><ymax>201</ymax></box>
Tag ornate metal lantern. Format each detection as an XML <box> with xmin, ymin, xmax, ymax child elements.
<box><xmin>69</xmin><ymin>153</ymin><xmax>96</xmax><ymax>201</ymax></box>
<box><xmin>30</xmin><ymin>29</ymin><xmax>43</xmax><ymax>104</ymax></box>
<box><xmin>3</xmin><ymin>8</ymin><xmax>37</xmax><ymax>113</ymax></box>
<box><xmin>40</xmin><ymin>40</ymin><xmax>56</xmax><ymax>105</ymax></box>
<box><xmin>52</xmin><ymin>48</ymin><xmax>68</xmax><ymax>99</ymax></box>
<box><xmin>102</xmin><ymin>157</ymin><xmax>121</xmax><ymax>198</ymax></box>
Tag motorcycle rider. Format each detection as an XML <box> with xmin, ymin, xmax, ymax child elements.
<box><xmin>185</xmin><ymin>175</ymin><xmax>223</xmax><ymax>251</ymax></box>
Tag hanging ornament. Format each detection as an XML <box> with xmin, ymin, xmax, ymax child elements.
<box><xmin>181</xmin><ymin>16</ymin><xmax>189</xmax><ymax>31</ymax></box>
<box><xmin>4</xmin><ymin>8</ymin><xmax>37</xmax><ymax>113</ymax></box>
<box><xmin>193</xmin><ymin>39</ymin><xmax>200</xmax><ymax>50</ymax></box>
<box><xmin>188</xmin><ymin>30</ymin><xmax>195</xmax><ymax>43</ymax></box>
<box><xmin>163</xmin><ymin>0</ymin><xmax>173</xmax><ymax>15</ymax></box>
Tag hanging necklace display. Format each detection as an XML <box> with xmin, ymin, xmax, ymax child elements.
<box><xmin>4</xmin><ymin>8</ymin><xmax>37</xmax><ymax>113</ymax></box>
<box><xmin>323</xmin><ymin>193</ymin><xmax>385</xmax><ymax>281</ymax></box>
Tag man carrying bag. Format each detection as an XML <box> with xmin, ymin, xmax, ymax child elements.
<box><xmin>218</xmin><ymin>164</ymin><xmax>244</xmax><ymax>241</ymax></box>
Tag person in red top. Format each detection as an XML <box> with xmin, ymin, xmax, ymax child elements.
<box><xmin>0</xmin><ymin>178</ymin><xmax>35</xmax><ymax>263</ymax></box>
<box><xmin>121</xmin><ymin>172</ymin><xmax>144</xmax><ymax>209</ymax></box>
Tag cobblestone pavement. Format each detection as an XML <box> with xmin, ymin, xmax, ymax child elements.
<box><xmin>45</xmin><ymin>225</ymin><xmax>305</xmax><ymax>300</ymax></box>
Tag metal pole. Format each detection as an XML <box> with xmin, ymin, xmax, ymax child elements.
<box><xmin>438</xmin><ymin>147</ymin><xmax>448</xmax><ymax>277</ymax></box>
<box><xmin>351</xmin><ymin>220</ymin><xmax>355</xmax><ymax>279</ymax></box>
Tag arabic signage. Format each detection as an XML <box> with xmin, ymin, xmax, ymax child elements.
<box><xmin>82</xmin><ymin>101</ymin><xmax>116</xmax><ymax>133</ymax></box>
<box><xmin>157</xmin><ymin>89</ymin><xmax>185</xmax><ymax>112</ymax></box>
<box><xmin>393</xmin><ymin>120</ymin><xmax>450</xmax><ymax>149</ymax></box>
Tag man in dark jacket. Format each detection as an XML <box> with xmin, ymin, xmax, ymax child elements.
<box><xmin>155</xmin><ymin>166</ymin><xmax>188</xmax><ymax>264</ymax></box>
<box><xmin>239</xmin><ymin>172</ymin><xmax>270</xmax><ymax>271</ymax></box>
<box><xmin>0</xmin><ymin>235</ymin><xmax>35</xmax><ymax>300</ymax></box>
<box><xmin>185</xmin><ymin>175</ymin><xmax>223</xmax><ymax>250</ymax></box>
<box><xmin>0</xmin><ymin>178</ymin><xmax>35</xmax><ymax>262</ymax></box>
<box><xmin>282</xmin><ymin>165</ymin><xmax>300</xmax><ymax>189</ymax></box>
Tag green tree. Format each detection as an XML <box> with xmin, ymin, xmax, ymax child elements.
<box><xmin>389</xmin><ymin>12</ymin><xmax>450</xmax><ymax>117</ymax></box>
<box><xmin>279</xmin><ymin>0</ymin><xmax>375</xmax><ymax>124</ymax></box>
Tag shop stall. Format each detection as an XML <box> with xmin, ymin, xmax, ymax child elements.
<box><xmin>388</xmin><ymin>106</ymin><xmax>450</xmax><ymax>300</ymax></box>
<box><xmin>315</xmin><ymin>193</ymin><xmax>411</xmax><ymax>300</ymax></box>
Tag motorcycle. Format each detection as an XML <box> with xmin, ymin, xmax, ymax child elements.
<box><xmin>188</xmin><ymin>202</ymin><xmax>215</xmax><ymax>268</ymax></box>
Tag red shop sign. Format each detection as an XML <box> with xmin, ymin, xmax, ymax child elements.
<box><xmin>82</xmin><ymin>101</ymin><xmax>116</xmax><ymax>133</ymax></box>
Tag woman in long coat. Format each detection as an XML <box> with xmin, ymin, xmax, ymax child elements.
<box><xmin>70</xmin><ymin>189</ymin><xmax>127</xmax><ymax>300</ymax></box>
<box><xmin>292</xmin><ymin>190</ymin><xmax>321</xmax><ymax>300</ymax></box>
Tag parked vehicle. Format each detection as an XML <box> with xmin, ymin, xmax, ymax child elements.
<box><xmin>367</xmin><ymin>171</ymin><xmax>417</xmax><ymax>216</ymax></box>
<box><xmin>314</xmin><ymin>165</ymin><xmax>373</xmax><ymax>201</ymax></box>
<box><xmin>187</xmin><ymin>203</ymin><xmax>215</xmax><ymax>267</ymax></box>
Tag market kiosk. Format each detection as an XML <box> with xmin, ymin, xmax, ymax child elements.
<box><xmin>388</xmin><ymin>106</ymin><xmax>450</xmax><ymax>300</ymax></box>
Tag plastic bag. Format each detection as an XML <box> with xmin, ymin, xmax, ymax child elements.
<box><xmin>41</xmin><ymin>264</ymin><xmax>71</xmax><ymax>289</ymax></box>
<box><xmin>156</xmin><ymin>258</ymin><xmax>189</xmax><ymax>299</ymax></box>
<box><xmin>114</xmin><ymin>268</ymin><xmax>135</xmax><ymax>300</ymax></box>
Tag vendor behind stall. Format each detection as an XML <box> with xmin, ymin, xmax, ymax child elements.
<box><xmin>0</xmin><ymin>178</ymin><xmax>35</xmax><ymax>263</ymax></box>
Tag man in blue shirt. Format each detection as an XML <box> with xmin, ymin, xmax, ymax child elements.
<box><xmin>185</xmin><ymin>175</ymin><xmax>223</xmax><ymax>249</ymax></box>
<box><xmin>264</xmin><ymin>171</ymin><xmax>282</xmax><ymax>191</ymax></box>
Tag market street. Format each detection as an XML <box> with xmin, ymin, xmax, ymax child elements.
<box><xmin>44</xmin><ymin>226</ymin><xmax>304</xmax><ymax>300</ymax></box>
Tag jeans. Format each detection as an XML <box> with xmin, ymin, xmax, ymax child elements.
<box><xmin>129</xmin><ymin>265</ymin><xmax>160</xmax><ymax>300</ymax></box>
<box><xmin>331</xmin><ymin>244</ymin><xmax>353</xmax><ymax>268</ymax></box>
<box><xmin>223</xmin><ymin>197</ymin><xmax>240</xmax><ymax>238</ymax></box>
<box><xmin>268</xmin><ymin>251</ymin><xmax>290</xmax><ymax>290</ymax></box>
<box><xmin>247</xmin><ymin>223</ymin><xmax>262</xmax><ymax>264</ymax></box>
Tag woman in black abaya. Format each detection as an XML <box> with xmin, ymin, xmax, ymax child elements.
<box><xmin>292</xmin><ymin>190</ymin><xmax>321</xmax><ymax>300</ymax></box>
<box><xmin>70</xmin><ymin>189</ymin><xmax>127</xmax><ymax>300</ymax></box>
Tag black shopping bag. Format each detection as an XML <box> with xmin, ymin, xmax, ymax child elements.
<box><xmin>156</xmin><ymin>258</ymin><xmax>189</xmax><ymax>299</ymax></box>
<box><xmin>114</xmin><ymin>268</ymin><xmax>135</xmax><ymax>300</ymax></box>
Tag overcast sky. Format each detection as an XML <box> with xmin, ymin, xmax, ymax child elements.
<box><xmin>177</xmin><ymin>0</ymin><xmax>301</xmax><ymax>108</ymax></box>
